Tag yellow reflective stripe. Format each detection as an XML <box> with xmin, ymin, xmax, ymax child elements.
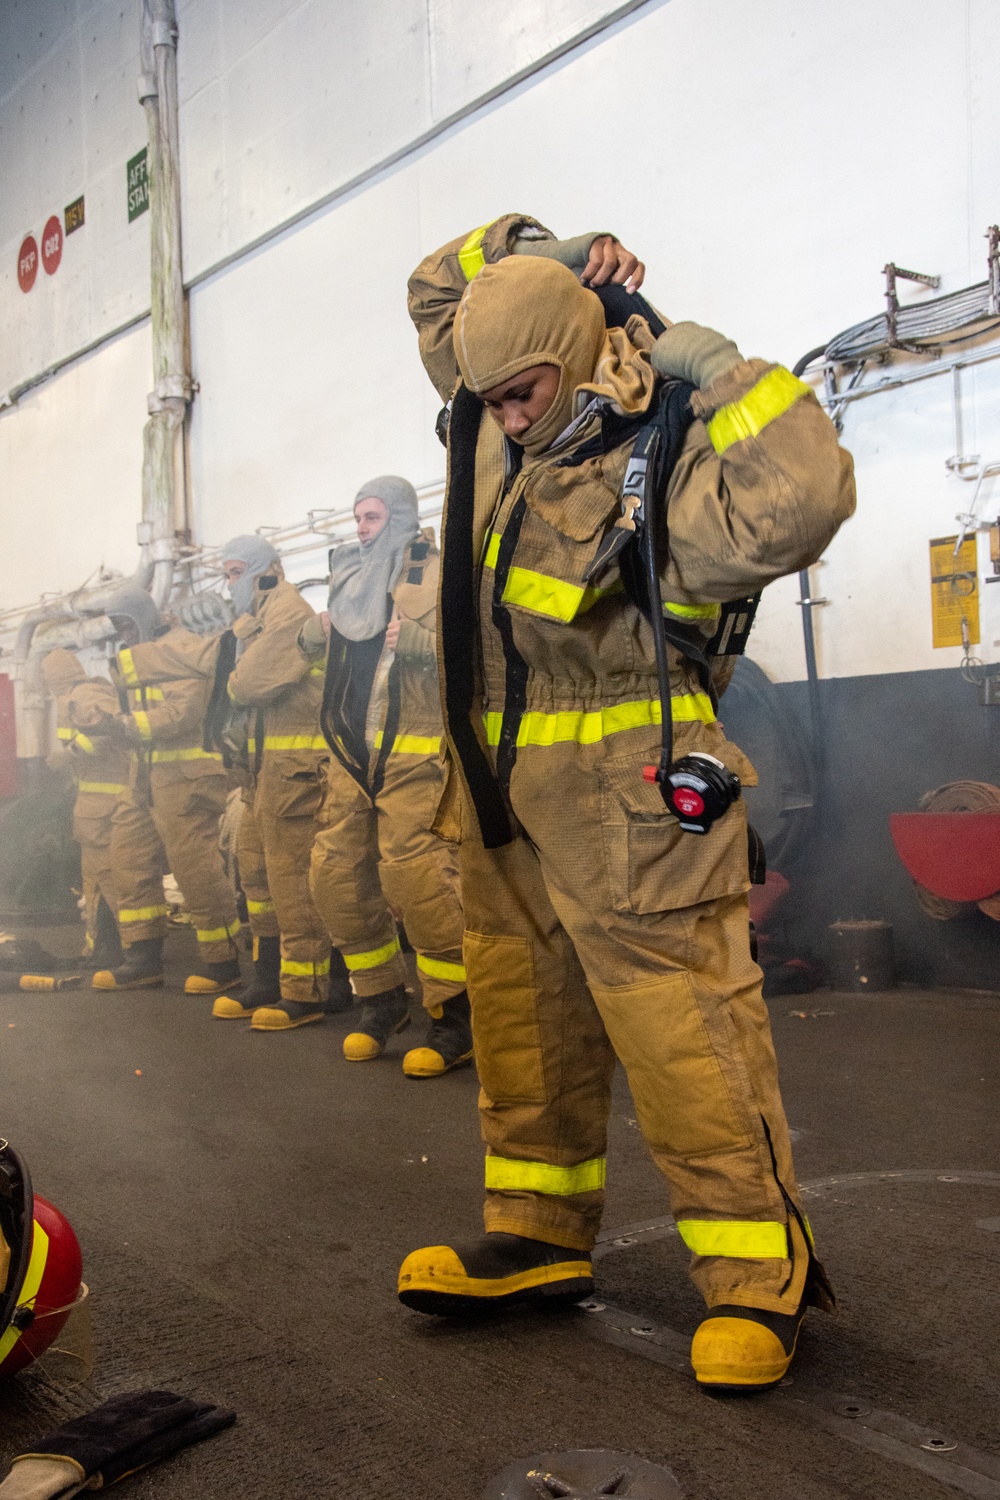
<box><xmin>310</xmin><ymin>665</ymin><xmax>325</xmax><ymax>677</ymax></box>
<box><xmin>118</xmin><ymin>648</ymin><xmax>138</xmax><ymax>685</ymax></box>
<box><xmin>707</xmin><ymin>367</ymin><xmax>809</xmax><ymax>455</ymax></box>
<box><xmin>75</xmin><ymin>732</ymin><xmax>96</xmax><ymax>754</ymax></box>
<box><xmin>343</xmin><ymin>936</ymin><xmax>401</xmax><ymax>972</ymax></box>
<box><xmin>195</xmin><ymin>918</ymin><xmax>241</xmax><ymax>943</ymax></box>
<box><xmin>77</xmin><ymin>781</ymin><xmax>127</xmax><ymax>794</ymax></box>
<box><xmin>484</xmin><ymin>693</ymin><xmax>714</xmax><ymax>748</ymax></box>
<box><xmin>132</xmin><ymin>711</ymin><xmax>152</xmax><ymax>741</ymax></box>
<box><xmin>261</xmin><ymin>735</ymin><xmax>327</xmax><ymax>751</ymax></box>
<box><xmin>245</xmin><ymin>898</ymin><xmax>275</xmax><ymax>915</ymax></box>
<box><xmin>483</xmin><ymin>532</ymin><xmax>501</xmax><ymax>570</ymax></box>
<box><xmin>372</xmin><ymin>731</ymin><xmax>442</xmax><ymax>755</ymax></box>
<box><xmin>0</xmin><ymin>1221</ymin><xmax>49</xmax><ymax>1364</ymax></box>
<box><xmin>56</xmin><ymin>727</ymin><xmax>73</xmax><ymax>741</ymax></box>
<box><xmin>677</xmin><ymin>1219</ymin><xmax>789</xmax><ymax>1259</ymax></box>
<box><xmin>664</xmin><ymin>600</ymin><xmax>720</xmax><ymax>621</ymax></box>
<box><xmin>458</xmin><ymin>222</ymin><xmax>492</xmax><ymax>281</ymax></box>
<box><xmin>150</xmin><ymin>747</ymin><xmax>222</xmax><ymax>762</ymax></box>
<box><xmin>118</xmin><ymin>904</ymin><xmax>169</xmax><ymax>923</ymax></box>
<box><xmin>484</xmin><ymin>1155</ymin><xmax>606</xmax><ymax>1195</ymax></box>
<box><xmin>281</xmin><ymin>957</ymin><xmax>331</xmax><ymax>977</ymax></box>
<box><xmin>247</xmin><ymin>738</ymin><xmax>256</xmax><ymax>754</ymax></box>
<box><xmin>145</xmin><ymin>686</ymin><xmax>165</xmax><ymax>701</ymax></box>
<box><xmin>416</xmin><ymin>954</ymin><xmax>467</xmax><ymax>983</ymax></box>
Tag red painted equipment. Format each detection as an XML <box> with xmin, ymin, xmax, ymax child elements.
<box><xmin>889</xmin><ymin>810</ymin><xmax>1000</xmax><ymax>902</ymax></box>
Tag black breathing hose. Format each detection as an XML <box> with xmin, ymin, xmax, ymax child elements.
<box><xmin>638</xmin><ymin>428</ymin><xmax>674</xmax><ymax>777</ymax></box>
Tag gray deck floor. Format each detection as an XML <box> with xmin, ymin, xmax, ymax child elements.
<box><xmin>0</xmin><ymin>922</ymin><xmax>998</xmax><ymax>1499</ymax></box>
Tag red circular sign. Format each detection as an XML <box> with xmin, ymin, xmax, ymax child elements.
<box><xmin>673</xmin><ymin>786</ymin><xmax>705</xmax><ymax>817</ymax></box>
<box><xmin>41</xmin><ymin>215</ymin><xmax>63</xmax><ymax>275</ymax></box>
<box><xmin>17</xmin><ymin>235</ymin><xmax>38</xmax><ymax>293</ymax></box>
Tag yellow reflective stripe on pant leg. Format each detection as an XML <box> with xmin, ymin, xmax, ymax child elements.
<box><xmin>707</xmin><ymin>367</ymin><xmax>809</xmax><ymax>455</ymax></box>
<box><xmin>119</xmin><ymin>904</ymin><xmax>170</xmax><ymax>923</ymax></box>
<box><xmin>343</xmin><ymin>936</ymin><xmax>401</xmax><ymax>972</ymax></box>
<box><xmin>78</xmin><ymin>781</ymin><xmax>128</xmax><ymax>794</ymax></box>
<box><xmin>483</xmin><ymin>694</ymin><xmax>715</xmax><ymax>748</ymax></box>
<box><xmin>484</xmin><ymin>1156</ymin><xmax>606</xmax><ymax>1195</ymax></box>
<box><xmin>262</xmin><ymin>735</ymin><xmax>327</xmax><ymax>751</ymax></box>
<box><xmin>195</xmin><ymin>919</ymin><xmax>241</xmax><ymax>943</ymax></box>
<box><xmin>151</xmin><ymin>747</ymin><xmax>223</xmax><ymax>763</ymax></box>
<box><xmin>416</xmin><ymin>954</ymin><xmax>467</xmax><ymax>983</ymax></box>
<box><xmin>677</xmin><ymin>1219</ymin><xmax>789</xmax><ymax>1259</ymax></box>
<box><xmin>246</xmin><ymin>898</ymin><xmax>275</xmax><ymax>915</ymax></box>
<box><xmin>281</xmin><ymin>957</ymin><xmax>331</xmax><ymax>977</ymax></box>
<box><xmin>373</xmin><ymin>731</ymin><xmax>442</xmax><ymax>755</ymax></box>
<box><xmin>458</xmin><ymin>222</ymin><xmax>492</xmax><ymax>281</ymax></box>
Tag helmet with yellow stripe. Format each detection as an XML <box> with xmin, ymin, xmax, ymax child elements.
<box><xmin>0</xmin><ymin>1140</ymin><xmax>82</xmax><ymax>1379</ymax></box>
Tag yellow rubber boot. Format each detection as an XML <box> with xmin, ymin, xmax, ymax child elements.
<box><xmin>691</xmin><ymin>1304</ymin><xmax>804</xmax><ymax>1391</ymax></box>
<box><xmin>398</xmin><ymin>1233</ymin><xmax>593</xmax><ymax>1316</ymax></box>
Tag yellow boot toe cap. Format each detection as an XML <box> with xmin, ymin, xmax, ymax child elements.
<box><xmin>691</xmin><ymin>1315</ymin><xmax>795</xmax><ymax>1389</ymax></box>
<box><xmin>402</xmin><ymin>1046</ymin><xmax>447</xmax><ymax>1078</ymax></box>
<box><xmin>91</xmin><ymin>970</ymin><xmax>115</xmax><ymax>990</ymax></box>
<box><xmin>250</xmin><ymin>1006</ymin><xmax>292</xmax><ymax>1030</ymax></box>
<box><xmin>212</xmin><ymin>995</ymin><xmax>252</xmax><ymax>1019</ymax></box>
<box><xmin>185</xmin><ymin>974</ymin><xmax>235</xmax><ymax>995</ymax></box>
<box><xmin>343</xmin><ymin>1031</ymin><xmax>383</xmax><ymax>1061</ymax></box>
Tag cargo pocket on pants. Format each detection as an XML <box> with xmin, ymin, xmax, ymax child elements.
<box><xmin>464</xmin><ymin>931</ymin><xmax>547</xmax><ymax>1105</ymax></box>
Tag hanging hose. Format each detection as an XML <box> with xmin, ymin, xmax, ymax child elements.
<box><xmin>791</xmin><ymin>346</ymin><xmax>829</xmax><ymax>766</ymax></box>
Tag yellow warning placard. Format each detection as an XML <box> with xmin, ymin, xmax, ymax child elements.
<box><xmin>929</xmin><ymin>534</ymin><xmax>979</xmax><ymax>648</ymax></box>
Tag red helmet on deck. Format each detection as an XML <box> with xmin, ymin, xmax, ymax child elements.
<box><xmin>0</xmin><ymin>1140</ymin><xmax>83</xmax><ymax>1379</ymax></box>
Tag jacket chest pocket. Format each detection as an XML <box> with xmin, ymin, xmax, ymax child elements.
<box><xmin>494</xmin><ymin>492</ymin><xmax>623</xmax><ymax>627</ymax></box>
<box><xmin>599</xmin><ymin>750</ymin><xmax>750</xmax><ymax>916</ymax></box>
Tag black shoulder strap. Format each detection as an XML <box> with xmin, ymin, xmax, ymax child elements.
<box><xmin>203</xmin><ymin>630</ymin><xmax>237</xmax><ymax>753</ymax></box>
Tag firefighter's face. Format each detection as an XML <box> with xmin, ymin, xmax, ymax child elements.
<box><xmin>481</xmin><ymin>364</ymin><xmax>561</xmax><ymax>441</ymax></box>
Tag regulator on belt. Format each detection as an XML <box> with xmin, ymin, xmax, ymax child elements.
<box><xmin>583</xmin><ymin>377</ymin><xmax>759</xmax><ymax>836</ymax></box>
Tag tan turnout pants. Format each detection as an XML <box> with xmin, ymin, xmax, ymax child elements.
<box><xmin>310</xmin><ymin>752</ymin><xmax>465</xmax><ymax>1012</ymax></box>
<box><xmin>111</xmin><ymin>789</ymin><xmax>169</xmax><ymax>945</ymax></box>
<box><xmin>73</xmin><ymin>795</ymin><xmax>120</xmax><ymax>943</ymax></box>
<box><xmin>237</xmin><ymin>763</ymin><xmax>330</xmax><ymax>1003</ymax></box>
<box><xmin>149</xmin><ymin>764</ymin><xmax>239</xmax><ymax>963</ymax></box>
<box><xmin>462</xmin><ymin>736</ymin><xmax>818</xmax><ymax>1316</ymax></box>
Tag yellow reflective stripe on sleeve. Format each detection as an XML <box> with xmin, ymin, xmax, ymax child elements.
<box><xmin>74</xmin><ymin>732</ymin><xmax>96</xmax><ymax>754</ymax></box>
<box><xmin>118</xmin><ymin>648</ymin><xmax>139</xmax><ymax>685</ymax></box>
<box><xmin>57</xmin><ymin>727</ymin><xmax>73</xmax><ymax>741</ymax></box>
<box><xmin>484</xmin><ymin>693</ymin><xmax>714</xmax><ymax>748</ymax></box>
<box><xmin>118</xmin><ymin>904</ymin><xmax>170</xmax><ymax>923</ymax></box>
<box><xmin>707</xmin><ymin>367</ymin><xmax>809</xmax><ymax>455</ymax></box>
<box><xmin>77</xmin><ymin>781</ymin><xmax>128</xmax><ymax>794</ymax></box>
<box><xmin>484</xmin><ymin>1155</ymin><xmax>606</xmax><ymax>1196</ymax></box>
<box><xmin>372</xmin><ymin>732</ymin><xmax>442</xmax><ymax>755</ymax></box>
<box><xmin>150</xmin><ymin>747</ymin><xmax>223</xmax><ymax>762</ymax></box>
<box><xmin>281</xmin><ymin>957</ymin><xmax>331</xmax><ymax>977</ymax></box>
<box><xmin>458</xmin><ymin>222</ymin><xmax>492</xmax><ymax>281</ymax></box>
<box><xmin>195</xmin><ymin>918</ymin><xmax>241</xmax><ymax>943</ymax></box>
<box><xmin>343</xmin><ymin>936</ymin><xmax>401</xmax><ymax>972</ymax></box>
<box><xmin>245</xmin><ymin>898</ymin><xmax>275</xmax><ymax>915</ymax></box>
<box><xmin>261</xmin><ymin>735</ymin><xmax>327</xmax><ymax>751</ymax></box>
<box><xmin>416</xmin><ymin>954</ymin><xmax>467</xmax><ymax>983</ymax></box>
<box><xmin>0</xmin><ymin>1222</ymin><xmax>49</xmax><ymax>1364</ymax></box>
<box><xmin>677</xmin><ymin>1219</ymin><xmax>789</xmax><ymax>1259</ymax></box>
<box><xmin>132</xmin><ymin>711</ymin><xmax>152</xmax><ymax>741</ymax></box>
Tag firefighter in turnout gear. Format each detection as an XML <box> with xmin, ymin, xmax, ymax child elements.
<box><xmin>211</xmin><ymin>534</ymin><xmax>346</xmax><ymax>1030</ymax></box>
<box><xmin>42</xmin><ymin>649</ymin><xmax>128</xmax><ymax>968</ymax></box>
<box><xmin>395</xmin><ymin>217</ymin><xmax>856</xmax><ymax>1390</ymax></box>
<box><xmin>304</xmin><ymin>477</ymin><xmax>470</xmax><ymax>1075</ymax></box>
<box><xmin>94</xmin><ymin>623</ymin><xmax>241</xmax><ymax>995</ymax></box>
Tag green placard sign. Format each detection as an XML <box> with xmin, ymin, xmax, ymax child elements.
<box><xmin>127</xmin><ymin>147</ymin><xmax>149</xmax><ymax>222</ymax></box>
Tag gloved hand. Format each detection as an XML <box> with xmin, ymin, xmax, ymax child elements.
<box><xmin>651</xmin><ymin>321</ymin><xmax>743</xmax><ymax>390</ymax></box>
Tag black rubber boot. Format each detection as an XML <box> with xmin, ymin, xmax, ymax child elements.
<box><xmin>398</xmin><ymin>1232</ymin><xmax>594</xmax><ymax>1316</ymax></box>
<box><xmin>213</xmin><ymin>936</ymin><xmax>279</xmax><ymax>1019</ymax></box>
<box><xmin>324</xmin><ymin>947</ymin><xmax>353</xmax><ymax>1015</ymax></box>
<box><xmin>185</xmin><ymin>956</ymin><xmax>243</xmax><ymax>996</ymax></box>
<box><xmin>402</xmin><ymin>991</ymin><xmax>474</xmax><ymax>1078</ymax></box>
<box><xmin>92</xmin><ymin>937</ymin><xmax>164</xmax><ymax>991</ymax></box>
<box><xmin>343</xmin><ymin>985</ymin><xmax>410</xmax><ymax>1061</ymax></box>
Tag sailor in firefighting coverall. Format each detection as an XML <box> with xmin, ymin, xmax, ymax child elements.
<box><xmin>395</xmin><ymin>216</ymin><xmax>855</xmax><ymax>1391</ymax></box>
<box><xmin>302</xmin><ymin>477</ymin><xmax>470</xmax><ymax>1077</ymax></box>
